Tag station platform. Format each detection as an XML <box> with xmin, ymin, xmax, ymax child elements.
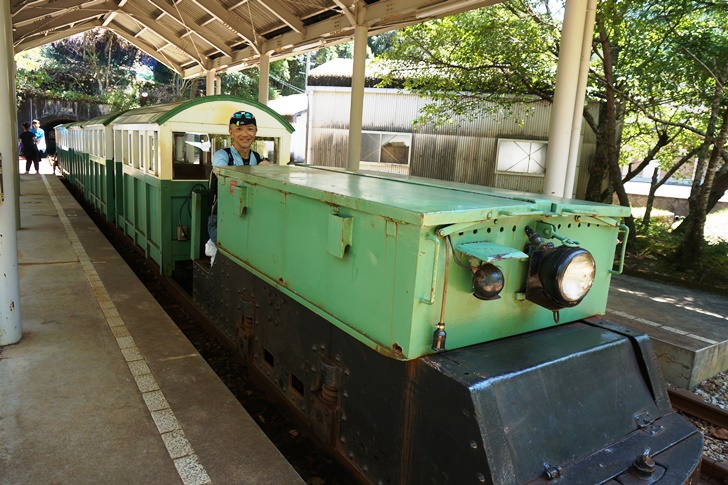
<box><xmin>606</xmin><ymin>273</ymin><xmax>728</xmax><ymax>390</ymax></box>
<box><xmin>0</xmin><ymin>167</ymin><xmax>305</xmax><ymax>485</ymax></box>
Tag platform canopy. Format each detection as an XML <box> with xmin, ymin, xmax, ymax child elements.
<box><xmin>11</xmin><ymin>0</ymin><xmax>503</xmax><ymax>79</ymax></box>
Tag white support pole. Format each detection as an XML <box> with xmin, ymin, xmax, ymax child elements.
<box><xmin>206</xmin><ymin>69</ymin><xmax>216</xmax><ymax>96</ymax></box>
<box><xmin>542</xmin><ymin>0</ymin><xmax>588</xmax><ymax>198</ymax></box>
<box><xmin>346</xmin><ymin>24</ymin><xmax>368</xmax><ymax>172</ymax></box>
<box><xmin>563</xmin><ymin>0</ymin><xmax>597</xmax><ymax>198</ymax></box>
<box><xmin>258</xmin><ymin>52</ymin><xmax>270</xmax><ymax>105</ymax></box>
<box><xmin>215</xmin><ymin>75</ymin><xmax>222</xmax><ymax>95</ymax></box>
<box><xmin>0</xmin><ymin>0</ymin><xmax>22</xmax><ymax>345</ymax></box>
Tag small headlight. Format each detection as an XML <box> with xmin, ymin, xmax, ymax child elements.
<box><xmin>539</xmin><ymin>247</ymin><xmax>596</xmax><ymax>307</ymax></box>
<box><xmin>472</xmin><ymin>263</ymin><xmax>504</xmax><ymax>300</ymax></box>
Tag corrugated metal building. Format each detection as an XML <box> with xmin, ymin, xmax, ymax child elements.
<box><xmin>303</xmin><ymin>59</ymin><xmax>598</xmax><ymax>198</ymax></box>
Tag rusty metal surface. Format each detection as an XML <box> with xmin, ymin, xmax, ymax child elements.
<box><xmin>669</xmin><ymin>388</ymin><xmax>728</xmax><ymax>430</ymax></box>
<box><xmin>701</xmin><ymin>455</ymin><xmax>728</xmax><ymax>482</ymax></box>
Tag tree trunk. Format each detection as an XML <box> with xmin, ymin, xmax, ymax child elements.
<box><xmin>706</xmin><ymin>164</ymin><xmax>728</xmax><ymax>212</ymax></box>
<box><xmin>599</xmin><ymin>29</ymin><xmax>636</xmax><ymax>243</ymax></box>
<box><xmin>675</xmin><ymin>104</ymin><xmax>728</xmax><ymax>266</ymax></box>
<box><xmin>641</xmin><ymin>167</ymin><xmax>660</xmax><ymax>229</ymax></box>
<box><xmin>585</xmin><ymin>103</ymin><xmax>611</xmax><ymax>203</ymax></box>
<box><xmin>672</xmin><ymin>61</ymin><xmax>728</xmax><ymax>238</ymax></box>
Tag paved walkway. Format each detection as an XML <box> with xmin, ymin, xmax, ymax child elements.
<box><xmin>606</xmin><ymin>273</ymin><xmax>728</xmax><ymax>389</ymax></box>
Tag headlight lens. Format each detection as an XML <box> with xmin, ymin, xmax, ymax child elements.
<box><xmin>559</xmin><ymin>251</ymin><xmax>596</xmax><ymax>301</ymax></box>
<box><xmin>539</xmin><ymin>247</ymin><xmax>596</xmax><ymax>307</ymax></box>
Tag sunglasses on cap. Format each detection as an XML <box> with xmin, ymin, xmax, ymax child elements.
<box><xmin>230</xmin><ymin>111</ymin><xmax>256</xmax><ymax>126</ymax></box>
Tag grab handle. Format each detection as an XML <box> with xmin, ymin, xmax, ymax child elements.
<box><xmin>609</xmin><ymin>224</ymin><xmax>629</xmax><ymax>275</ymax></box>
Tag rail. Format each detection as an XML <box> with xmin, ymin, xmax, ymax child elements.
<box><xmin>668</xmin><ymin>388</ymin><xmax>728</xmax><ymax>482</ymax></box>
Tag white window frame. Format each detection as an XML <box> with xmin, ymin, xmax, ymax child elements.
<box><xmin>495</xmin><ymin>138</ymin><xmax>548</xmax><ymax>176</ymax></box>
<box><xmin>360</xmin><ymin>130</ymin><xmax>412</xmax><ymax>166</ymax></box>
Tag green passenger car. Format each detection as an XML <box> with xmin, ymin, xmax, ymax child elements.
<box><xmin>110</xmin><ymin>95</ymin><xmax>293</xmax><ymax>275</ymax></box>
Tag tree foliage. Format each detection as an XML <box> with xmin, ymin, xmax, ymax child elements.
<box><xmin>378</xmin><ymin>3</ymin><xmax>560</xmax><ymax>126</ymax></box>
<box><xmin>16</xmin><ymin>30</ymin><xmax>151</xmax><ymax>109</ymax></box>
<box><xmin>377</xmin><ymin>0</ymin><xmax>728</xmax><ymax>260</ymax></box>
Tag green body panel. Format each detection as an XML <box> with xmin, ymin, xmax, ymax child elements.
<box><xmin>114</xmin><ymin>161</ymin><xmax>124</xmax><ymax>231</ymax></box>
<box><xmin>216</xmin><ymin>166</ymin><xmax>629</xmax><ymax>360</ymax></box>
<box><xmin>190</xmin><ymin>191</ymin><xmax>206</xmax><ymax>260</ymax></box>
<box><xmin>56</xmin><ymin>147</ymin><xmax>70</xmax><ymax>171</ymax></box>
<box><xmin>117</xmin><ymin>165</ymin><xmax>204</xmax><ymax>275</ymax></box>
<box><xmin>86</xmin><ymin>155</ymin><xmax>115</xmax><ymax>221</ymax></box>
<box><xmin>78</xmin><ymin>112</ymin><xmax>128</xmax><ymax>222</ymax></box>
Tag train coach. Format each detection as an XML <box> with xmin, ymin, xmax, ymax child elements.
<box><xmin>191</xmin><ymin>165</ymin><xmax>704</xmax><ymax>484</ymax></box>
<box><xmin>56</xmin><ymin>95</ymin><xmax>294</xmax><ymax>275</ymax></box>
<box><xmin>61</xmin><ymin>111</ymin><xmax>129</xmax><ymax>221</ymax></box>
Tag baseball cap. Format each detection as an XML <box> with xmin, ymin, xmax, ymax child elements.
<box><xmin>229</xmin><ymin>111</ymin><xmax>256</xmax><ymax>126</ymax></box>
<box><xmin>32</xmin><ymin>119</ymin><xmax>40</xmax><ymax>123</ymax></box>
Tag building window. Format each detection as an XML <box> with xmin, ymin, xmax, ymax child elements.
<box><xmin>361</xmin><ymin>131</ymin><xmax>411</xmax><ymax>165</ymax></box>
<box><xmin>496</xmin><ymin>139</ymin><xmax>547</xmax><ymax>175</ymax></box>
<box><xmin>359</xmin><ymin>131</ymin><xmax>411</xmax><ymax>174</ymax></box>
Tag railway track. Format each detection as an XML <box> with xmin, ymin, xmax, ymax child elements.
<box><xmin>668</xmin><ymin>388</ymin><xmax>728</xmax><ymax>483</ymax></box>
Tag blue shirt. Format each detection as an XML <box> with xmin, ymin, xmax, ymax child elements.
<box><xmin>212</xmin><ymin>146</ymin><xmax>260</xmax><ymax>166</ymax></box>
<box><xmin>31</xmin><ymin>126</ymin><xmax>45</xmax><ymax>141</ymax></box>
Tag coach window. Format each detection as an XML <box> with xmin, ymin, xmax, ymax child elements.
<box><xmin>129</xmin><ymin>130</ymin><xmax>137</xmax><ymax>168</ymax></box>
<box><xmin>208</xmin><ymin>134</ymin><xmax>279</xmax><ymax>164</ymax></box>
<box><xmin>172</xmin><ymin>132</ymin><xmax>211</xmax><ymax>180</ymax></box>
<box><xmin>254</xmin><ymin>137</ymin><xmax>278</xmax><ymax>163</ymax></box>
<box><xmin>137</xmin><ymin>131</ymin><xmax>145</xmax><ymax>170</ymax></box>
<box><xmin>148</xmin><ymin>132</ymin><xmax>157</xmax><ymax>175</ymax></box>
<box><xmin>122</xmin><ymin>130</ymin><xmax>131</xmax><ymax>166</ymax></box>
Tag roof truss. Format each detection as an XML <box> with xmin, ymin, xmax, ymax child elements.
<box><xmin>11</xmin><ymin>0</ymin><xmax>503</xmax><ymax>78</ymax></box>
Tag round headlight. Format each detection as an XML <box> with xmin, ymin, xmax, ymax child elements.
<box><xmin>472</xmin><ymin>263</ymin><xmax>504</xmax><ymax>300</ymax></box>
<box><xmin>539</xmin><ymin>247</ymin><xmax>596</xmax><ymax>307</ymax></box>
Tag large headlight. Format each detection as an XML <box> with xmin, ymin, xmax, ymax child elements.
<box><xmin>539</xmin><ymin>247</ymin><xmax>596</xmax><ymax>306</ymax></box>
<box><xmin>525</xmin><ymin>243</ymin><xmax>597</xmax><ymax>313</ymax></box>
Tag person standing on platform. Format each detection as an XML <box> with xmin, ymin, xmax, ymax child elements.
<box><xmin>19</xmin><ymin>122</ymin><xmax>41</xmax><ymax>174</ymax></box>
<box><xmin>31</xmin><ymin>119</ymin><xmax>47</xmax><ymax>161</ymax></box>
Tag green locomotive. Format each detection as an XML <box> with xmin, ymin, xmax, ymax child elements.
<box><xmin>192</xmin><ymin>165</ymin><xmax>703</xmax><ymax>484</ymax></box>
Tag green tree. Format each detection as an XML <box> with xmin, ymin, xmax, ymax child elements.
<box><xmin>16</xmin><ymin>30</ymin><xmax>159</xmax><ymax>109</ymax></box>
<box><xmin>378</xmin><ymin>0</ymin><xmax>728</xmax><ymax>254</ymax></box>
